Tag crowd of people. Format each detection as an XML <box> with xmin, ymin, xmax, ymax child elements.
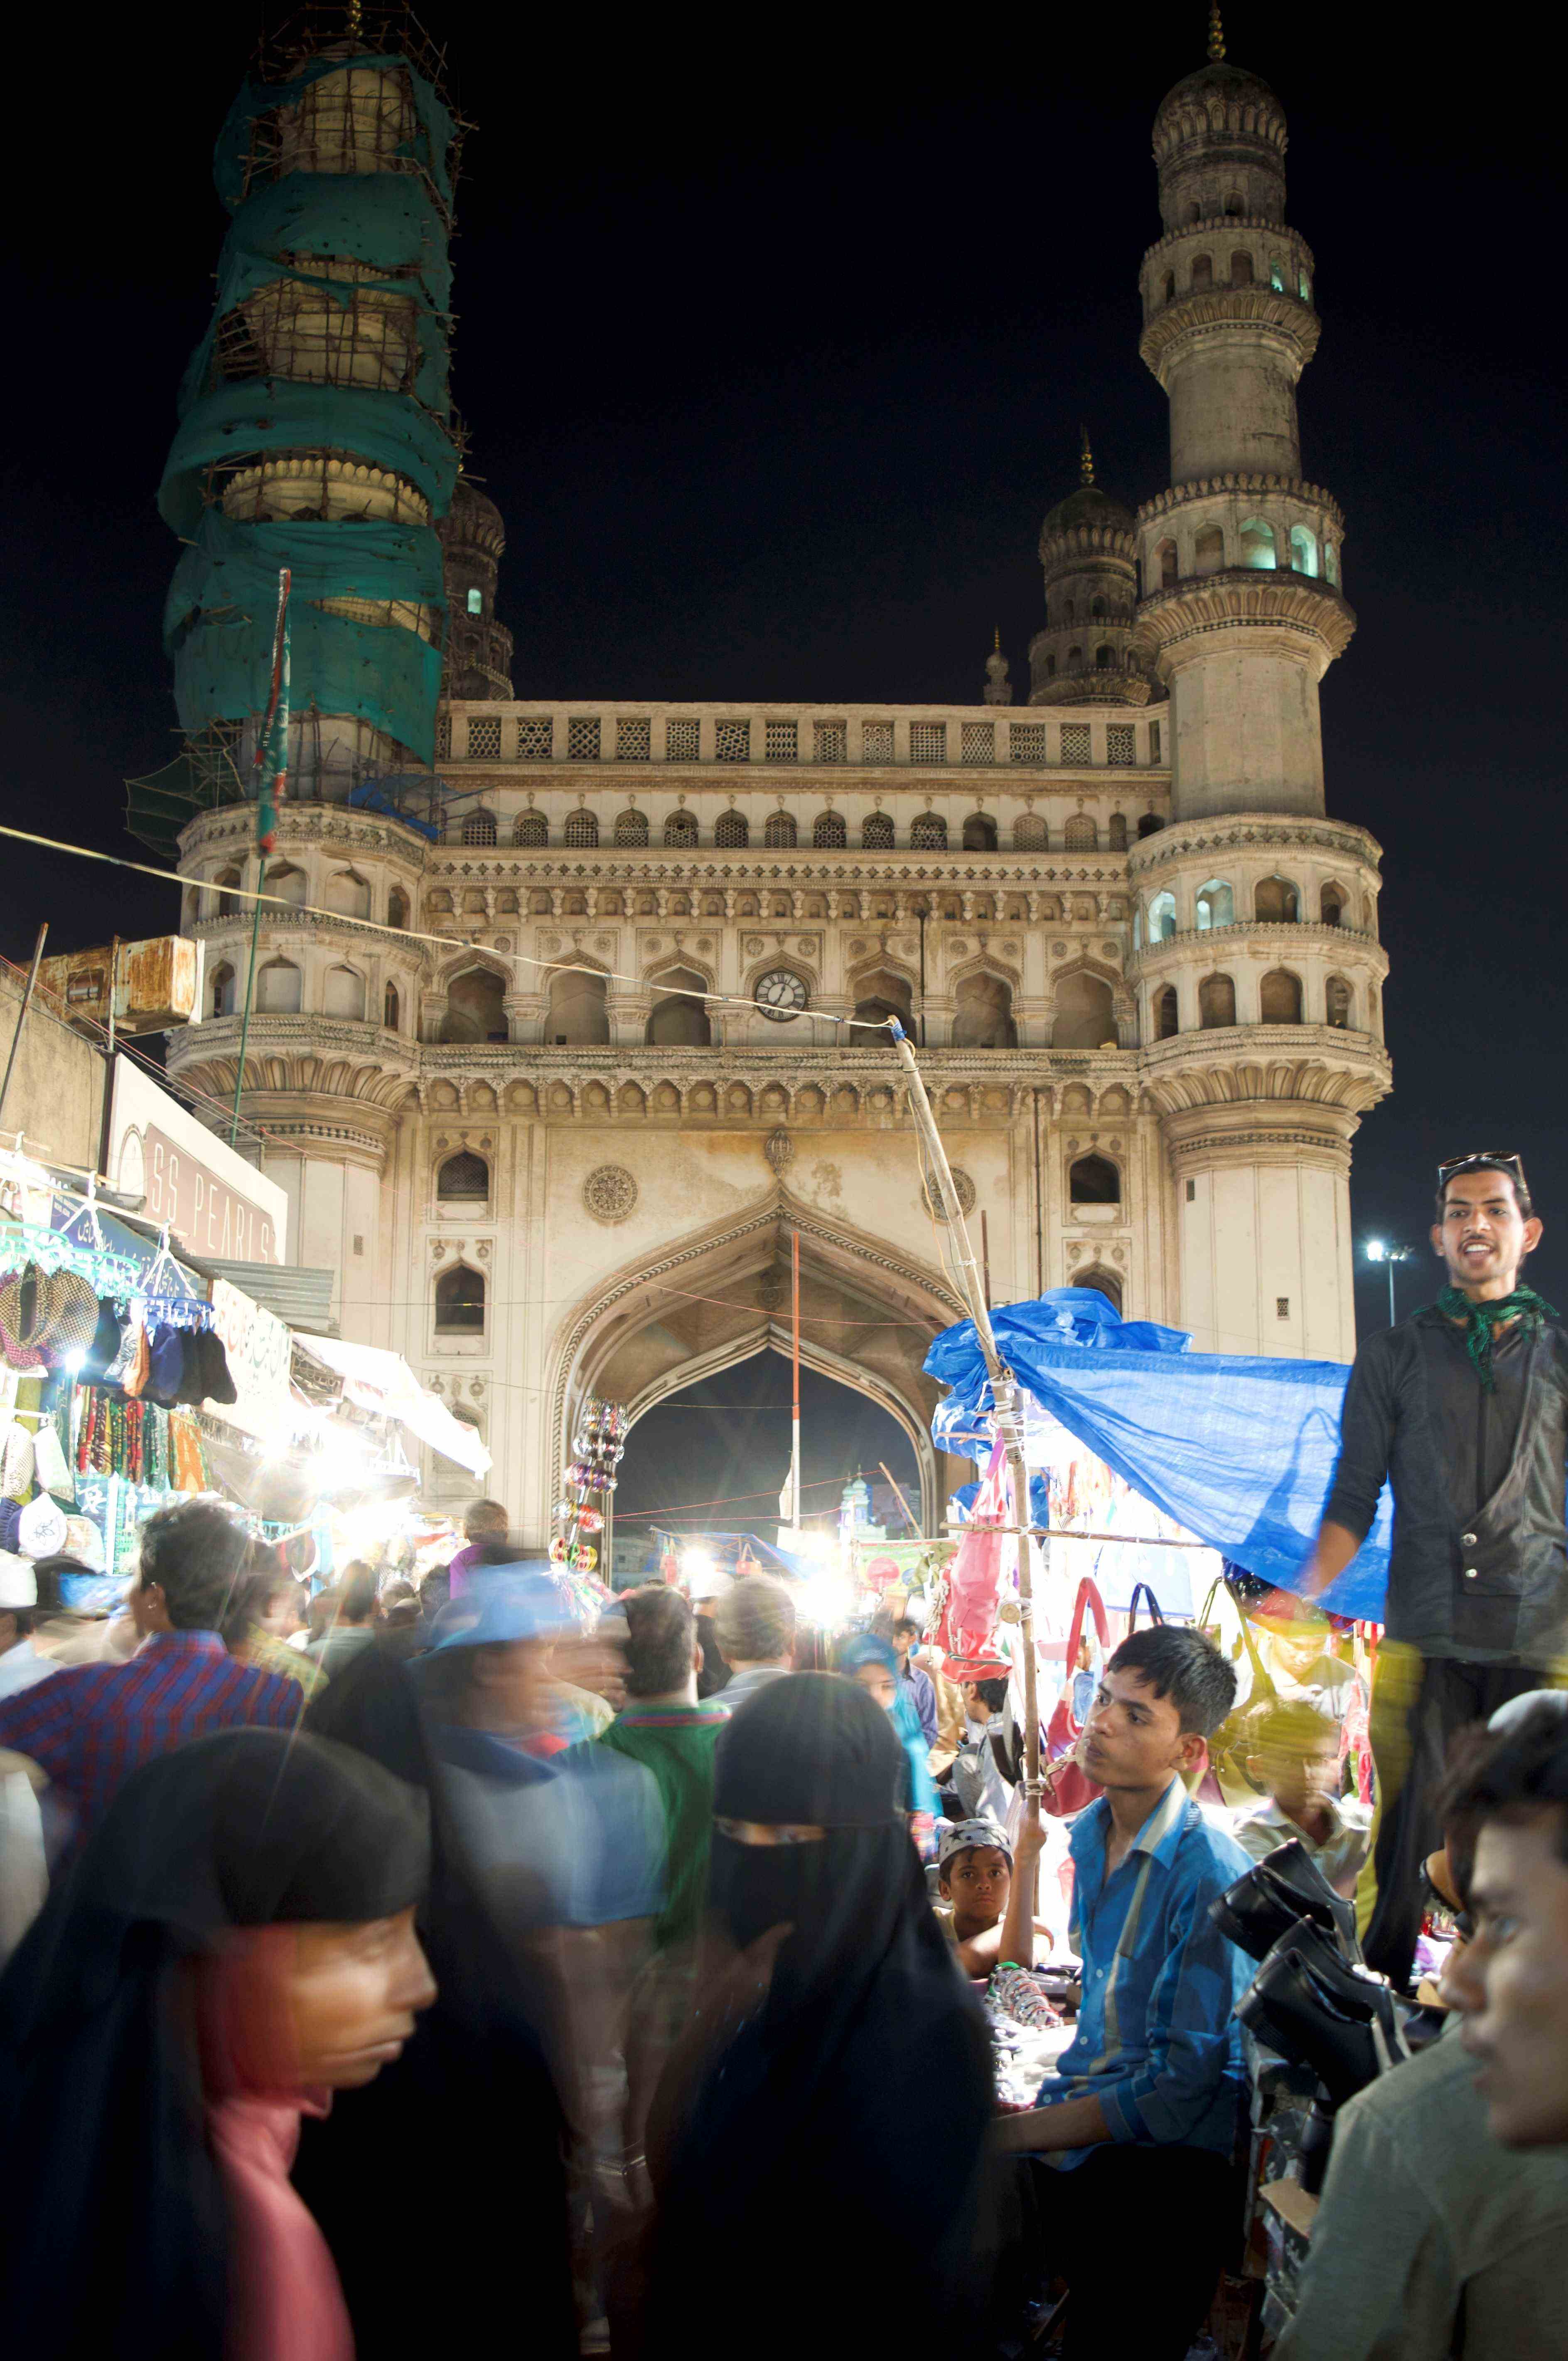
<box><xmin>1</xmin><ymin>1151</ymin><xmax>1566</xmax><ymax>2358</ymax></box>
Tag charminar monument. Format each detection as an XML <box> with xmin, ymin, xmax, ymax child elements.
<box><xmin>164</xmin><ymin>9</ymin><xmax>1389</xmax><ymax>1536</ymax></box>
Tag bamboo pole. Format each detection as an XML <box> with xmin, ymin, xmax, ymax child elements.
<box><xmin>0</xmin><ymin>925</ymin><xmax>48</xmax><ymax>1133</ymax></box>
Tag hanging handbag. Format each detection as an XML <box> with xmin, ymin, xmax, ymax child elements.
<box><xmin>1127</xmin><ymin>1579</ymin><xmax>1165</xmax><ymax>1630</ymax></box>
<box><xmin>1197</xmin><ymin>1573</ymin><xmax>1276</xmax><ymax>1806</ymax></box>
<box><xmin>1042</xmin><ymin>1575</ymin><xmax>1110</xmax><ymax>1819</ymax></box>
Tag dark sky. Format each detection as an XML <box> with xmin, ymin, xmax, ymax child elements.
<box><xmin>2</xmin><ymin>5</ymin><xmax>1563</xmax><ymax>1405</ymax></box>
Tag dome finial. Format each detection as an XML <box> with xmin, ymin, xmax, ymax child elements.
<box><xmin>1079</xmin><ymin>425</ymin><xmax>1095</xmax><ymax>487</ymax></box>
<box><xmin>984</xmin><ymin>633</ymin><xmax>1012</xmax><ymax>706</ymax></box>
<box><xmin>1207</xmin><ymin>1</ymin><xmax>1225</xmax><ymax>59</ymax></box>
<box><xmin>346</xmin><ymin>0</ymin><xmax>363</xmax><ymax>33</ymax></box>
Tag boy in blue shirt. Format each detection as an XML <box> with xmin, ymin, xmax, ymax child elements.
<box><xmin>996</xmin><ymin>1626</ymin><xmax>1252</xmax><ymax>2360</ymax></box>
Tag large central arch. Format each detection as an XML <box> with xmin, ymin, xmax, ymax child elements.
<box><xmin>547</xmin><ymin>1192</ymin><xmax>971</xmax><ymax>1530</ymax></box>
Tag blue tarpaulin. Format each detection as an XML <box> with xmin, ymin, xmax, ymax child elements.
<box><xmin>926</xmin><ymin>1289</ymin><xmax>1393</xmax><ymax>1621</ymax></box>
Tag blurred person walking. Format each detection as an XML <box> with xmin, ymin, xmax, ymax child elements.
<box><xmin>598</xmin><ymin>1586</ymin><xmax>727</xmax><ymax>1955</ymax></box>
<box><xmin>891</xmin><ymin>1615</ymin><xmax>939</xmax><ymax>1746</ymax></box>
<box><xmin>0</xmin><ymin>1499</ymin><xmax>298</xmax><ymax>1842</ymax></box>
<box><xmin>222</xmin><ymin>1567</ymin><xmax>327</xmax><ymax>1702</ymax></box>
<box><xmin>305</xmin><ymin>1563</ymin><xmax>381</xmax><ymax>1679</ymax></box>
<box><xmin>711</xmin><ymin>1573</ymin><xmax>796</xmax><ymax>1711</ymax></box>
<box><xmin>444</xmin><ymin>1497</ymin><xmax>511</xmax><ymax>1600</ymax></box>
<box><xmin>838</xmin><ymin>1630</ymin><xmax>940</xmax><ymax>1834</ymax></box>
<box><xmin>0</xmin><ymin>1725</ymin><xmax>434</xmax><ymax>2360</ymax></box>
<box><xmin>645</xmin><ymin>1674</ymin><xmax>993</xmax><ymax>2355</ymax></box>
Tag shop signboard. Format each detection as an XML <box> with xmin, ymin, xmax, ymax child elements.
<box><xmin>108</xmin><ymin>1061</ymin><xmax>287</xmax><ymax>1267</ymax></box>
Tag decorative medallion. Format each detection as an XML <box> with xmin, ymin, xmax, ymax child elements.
<box><xmin>583</xmin><ymin>1165</ymin><xmax>638</xmax><ymax>1222</ymax></box>
<box><xmin>923</xmin><ymin>1167</ymin><xmax>977</xmax><ymax>1221</ymax></box>
<box><xmin>764</xmin><ymin>1127</ymin><xmax>794</xmax><ymax>1174</ymax></box>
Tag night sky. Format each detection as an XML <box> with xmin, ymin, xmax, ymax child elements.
<box><xmin>3</xmin><ymin>12</ymin><xmax>1562</xmax><ymax>1522</ymax></box>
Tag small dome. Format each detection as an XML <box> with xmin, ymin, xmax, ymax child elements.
<box><xmin>1042</xmin><ymin>481</ymin><xmax>1136</xmax><ymax>541</ymax></box>
<box><xmin>445</xmin><ymin>478</ymin><xmax>506</xmax><ymax>538</ymax></box>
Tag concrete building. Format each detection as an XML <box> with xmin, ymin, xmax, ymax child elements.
<box><xmin>166</xmin><ymin>18</ymin><xmax>1390</xmax><ymax>1538</ymax></box>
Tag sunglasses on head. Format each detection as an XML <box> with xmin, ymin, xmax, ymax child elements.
<box><xmin>1437</xmin><ymin>1153</ymin><xmax>1526</xmax><ymax>1194</ymax></box>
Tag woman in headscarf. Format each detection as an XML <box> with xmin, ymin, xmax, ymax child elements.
<box><xmin>645</xmin><ymin>1674</ymin><xmax>995</xmax><ymax>2357</ymax></box>
<box><xmin>0</xmin><ymin>1725</ymin><xmax>433</xmax><ymax>2361</ymax></box>
<box><xmin>838</xmin><ymin>1627</ymin><xmax>941</xmax><ymax>1833</ymax></box>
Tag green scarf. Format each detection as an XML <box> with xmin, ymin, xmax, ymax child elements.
<box><xmin>1432</xmin><ymin>1282</ymin><xmax>1557</xmax><ymax>1391</ymax></box>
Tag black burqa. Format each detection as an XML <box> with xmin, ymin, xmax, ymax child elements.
<box><xmin>646</xmin><ymin>1673</ymin><xmax>995</xmax><ymax>2357</ymax></box>
<box><xmin>0</xmin><ymin>1727</ymin><xmax>428</xmax><ymax>2361</ymax></box>
<box><xmin>299</xmin><ymin>1643</ymin><xmax>578</xmax><ymax>2359</ymax></box>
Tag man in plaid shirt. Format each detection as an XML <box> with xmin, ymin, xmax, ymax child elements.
<box><xmin>0</xmin><ymin>1497</ymin><xmax>300</xmax><ymax>1838</ymax></box>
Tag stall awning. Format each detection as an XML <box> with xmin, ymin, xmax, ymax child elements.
<box><xmin>205</xmin><ymin>1260</ymin><xmax>337</xmax><ymax>1335</ymax></box>
<box><xmin>292</xmin><ymin>1334</ymin><xmax>491</xmax><ymax>1477</ymax></box>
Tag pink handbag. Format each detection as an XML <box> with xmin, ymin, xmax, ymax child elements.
<box><xmin>934</xmin><ymin>1441</ymin><xmax>1012</xmax><ymax>1677</ymax></box>
<box><xmin>1042</xmin><ymin>1576</ymin><xmax>1109</xmax><ymax>1818</ymax></box>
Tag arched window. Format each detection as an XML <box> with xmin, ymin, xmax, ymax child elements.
<box><xmin>209</xmin><ymin>961</ymin><xmax>236</xmax><ymax>1018</ymax></box>
<box><xmin>1186</xmin><ymin>202</ymin><xmax>1201</xmax><ymax>223</ymax></box>
<box><xmin>1163</xmin><ymin>270</ymin><xmax>1176</xmax><ymax>303</ymax></box>
<box><xmin>664</xmin><ymin>811</ymin><xmax>699</xmax><ymax>847</ymax></box>
<box><xmin>1195</xmin><ymin>877</ymin><xmax>1234</xmax><ymax>929</ymax></box>
<box><xmin>435</xmin><ymin>1263</ymin><xmax>485</xmax><ymax>1334</ymax></box>
<box><xmin>1065</xmin><ymin>814</ymin><xmax>1098</xmax><ymax>852</ymax></box>
<box><xmin>1148</xmin><ymin>889</ymin><xmax>1177</xmax><ymax>942</ymax></box>
<box><xmin>1230</xmin><ymin>249</ymin><xmax>1254</xmax><ymax>284</ymax></box>
<box><xmin>715</xmin><ymin>809</ymin><xmax>750</xmax><ymax>847</ymax></box>
<box><xmin>1289</xmin><ymin>525</ymin><xmax>1319</xmax><ymax>577</ymax></box>
<box><xmin>861</xmin><ymin>812</ymin><xmax>895</xmax><ymax>849</ymax></box>
<box><xmin>1198</xmin><ymin>972</ymin><xmax>1236</xmax><ymax>1029</ymax></box>
<box><xmin>1091</xmin><ymin>597</ymin><xmax>1106</xmax><ymax>618</ymax></box>
<box><xmin>564</xmin><ymin>809</ymin><xmax>599</xmax><ymax>848</ymax></box>
<box><xmin>911</xmin><ymin>813</ymin><xmax>949</xmax><ymax>850</ymax></box>
<box><xmin>1107</xmin><ymin>812</ymin><xmax>1128</xmax><ymax>849</ymax></box>
<box><xmin>1045</xmin><ymin>653</ymin><xmax>1057</xmax><ymax>676</ymax></box>
<box><xmin>324</xmin><ymin>965</ymin><xmax>366</xmax><ymax>1020</ymax></box>
<box><xmin>437</xmin><ymin>1151</ymin><xmax>489</xmax><ymax>1201</ymax></box>
<box><xmin>1077</xmin><ymin>1265</ymin><xmax>1123</xmax><ymax>1315</ymax></box>
<box><xmin>383</xmin><ymin>981</ymin><xmax>400</xmax><ymax>1031</ymax></box>
<box><xmin>1068</xmin><ymin>646</ymin><xmax>1082</xmax><ymax>665</ymax></box>
<box><xmin>614</xmin><ymin>807</ymin><xmax>648</xmax><ymax>845</ymax></box>
<box><xmin>1239</xmin><ymin>517</ymin><xmax>1276</xmax><ymax>569</ymax></box>
<box><xmin>212</xmin><ymin>866</ymin><xmax>243</xmax><ymax>919</ymax></box>
<box><xmin>1095</xmin><ymin>644</ymin><xmax>1114</xmax><ymax>669</ymax></box>
<box><xmin>547</xmin><ymin>965</ymin><xmax>610</xmax><ymax>1045</ymax></box>
<box><xmin>508</xmin><ymin>809</ymin><xmax>545</xmax><ymax>847</ymax></box>
<box><xmin>256</xmin><ymin>958</ymin><xmax>302</xmax><ymax>1014</ymax></box>
<box><xmin>441</xmin><ymin>968</ymin><xmax>509</xmax><ymax>1044</ymax></box>
<box><xmin>1013</xmin><ymin>812</ymin><xmax>1048</xmax><ymax>849</ymax></box>
<box><xmin>1156</xmin><ymin>539</ymin><xmax>1177</xmax><ymax>589</ymax></box>
<box><xmin>324</xmin><ymin>869</ymin><xmax>370</xmax><ymax>918</ymax></box>
<box><xmin>1137</xmin><ymin>814</ymin><xmax>1164</xmax><ymax>839</ymax></box>
<box><xmin>466</xmin><ymin>586</ymin><xmax>483</xmax><ymax>615</ymax></box>
<box><xmin>1062</xmin><ymin>598</ymin><xmax>1075</xmax><ymax>623</ymax></box>
<box><xmin>646</xmin><ymin>967</ymin><xmax>710</xmax><ymax>1047</ymax></box>
<box><xmin>850</xmin><ymin>969</ymin><xmax>914</xmax><ymax>1033</ymax></box>
<box><xmin>812</xmin><ymin>810</ymin><xmax>847</xmax><ymax>848</ymax></box>
<box><xmin>1069</xmin><ymin>1153</ymin><xmax>1121</xmax><ymax>1204</ymax></box>
<box><xmin>462</xmin><ymin>810</ymin><xmax>497</xmax><ymax>847</ymax></box>
<box><xmin>1270</xmin><ymin>260</ymin><xmax>1285</xmax><ymax>291</ymax></box>
<box><xmin>264</xmin><ymin>863</ymin><xmax>307</xmax><ymax>908</ymax></box>
<box><xmin>387</xmin><ymin>886</ymin><xmax>409</xmax><ymax>930</ymax></box>
<box><xmin>1224</xmin><ymin>192</ymin><xmax>1244</xmax><ymax>217</ymax></box>
<box><xmin>1326</xmin><ymin>975</ymin><xmax>1354</xmax><ymax>1029</ymax></box>
<box><xmin>962</xmin><ymin>812</ymin><xmax>997</xmax><ymax>852</ymax></box>
<box><xmin>763</xmin><ymin>811</ymin><xmax>797</xmax><ymax>847</ymax></box>
<box><xmin>1254</xmin><ymin>875</ymin><xmax>1300</xmax><ymax>922</ymax></box>
<box><xmin>1194</xmin><ymin>525</ymin><xmax>1225</xmax><ymax>574</ymax></box>
<box><xmin>1053</xmin><ymin>970</ymin><xmax>1116</xmax><ymax>1049</ymax></box>
<box><xmin>1190</xmin><ymin>253</ymin><xmax>1214</xmax><ymax>291</ymax></box>
<box><xmin>1260</xmin><ymin>968</ymin><xmax>1304</xmax><ymax>1024</ymax></box>
<box><xmin>951</xmin><ymin>973</ymin><xmax>1017</xmax><ymax>1049</ymax></box>
<box><xmin>1298</xmin><ymin>271</ymin><xmax>1312</xmax><ymax>302</ymax></box>
<box><xmin>1153</xmin><ymin>985</ymin><xmax>1179</xmax><ymax>1039</ymax></box>
<box><xmin>1323</xmin><ymin>539</ymin><xmax>1340</xmax><ymax>586</ymax></box>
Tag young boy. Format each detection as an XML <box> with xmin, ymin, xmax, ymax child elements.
<box><xmin>935</xmin><ymin>1817</ymin><xmax>1054</xmax><ymax>1975</ymax></box>
<box><xmin>1232</xmin><ymin>1698</ymin><xmax>1371</xmax><ymax>1898</ymax></box>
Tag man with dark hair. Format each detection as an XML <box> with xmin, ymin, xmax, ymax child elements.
<box><xmin>1273</xmin><ymin>1703</ymin><xmax>1568</xmax><ymax>2361</ymax></box>
<box><xmin>712</xmin><ymin>1573</ymin><xmax>796</xmax><ymax>1710</ymax></box>
<box><xmin>305</xmin><ymin>1561</ymin><xmax>381</xmax><ymax>1678</ymax></box>
<box><xmin>0</xmin><ymin>1498</ymin><xmax>297</xmax><ymax>1836</ymax></box>
<box><xmin>1233</xmin><ymin>1698</ymin><xmax>1371</xmax><ymax>1897</ymax></box>
<box><xmin>597</xmin><ymin>1586</ymin><xmax>728</xmax><ymax>1953</ymax></box>
<box><xmin>1301</xmin><ymin>1153</ymin><xmax>1568</xmax><ymax>1987</ymax></box>
<box><xmin>996</xmin><ymin>1626</ymin><xmax>1251</xmax><ymax>2361</ymax></box>
<box><xmin>890</xmin><ymin>1615</ymin><xmax>938</xmax><ymax>1745</ymax></box>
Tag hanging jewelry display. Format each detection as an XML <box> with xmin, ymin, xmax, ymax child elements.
<box><xmin>551</xmin><ymin>1395</ymin><xmax>627</xmax><ymax>1610</ymax></box>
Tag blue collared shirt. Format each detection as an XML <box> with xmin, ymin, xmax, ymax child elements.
<box><xmin>1037</xmin><ymin>1777</ymin><xmax>1252</xmax><ymax>2168</ymax></box>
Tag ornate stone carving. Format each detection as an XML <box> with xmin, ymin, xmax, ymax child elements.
<box><xmin>923</xmin><ymin>1167</ymin><xmax>977</xmax><ymax>1221</ymax></box>
<box><xmin>763</xmin><ymin>1127</ymin><xmax>793</xmax><ymax>1174</ymax></box>
<box><xmin>583</xmin><ymin>1164</ymin><xmax>638</xmax><ymax>1222</ymax></box>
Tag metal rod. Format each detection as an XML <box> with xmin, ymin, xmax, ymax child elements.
<box><xmin>231</xmin><ymin>567</ymin><xmax>292</xmax><ymax>1149</ymax></box>
<box><xmin>980</xmin><ymin>1209</ymin><xmax>993</xmax><ymax>1311</ymax></box>
<box><xmin>878</xmin><ymin>1458</ymin><xmax>920</xmax><ymax>1537</ymax></box>
<box><xmin>889</xmin><ymin>1020</ymin><xmax>1042</xmax><ymax>1815</ymax></box>
<box><xmin>0</xmin><ymin>924</ymin><xmax>48</xmax><ymax>1133</ymax></box>
<box><xmin>789</xmin><ymin>1226</ymin><xmax>802</xmax><ymax>1543</ymax></box>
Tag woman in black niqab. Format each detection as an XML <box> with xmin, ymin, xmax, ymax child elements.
<box><xmin>646</xmin><ymin>1672</ymin><xmax>994</xmax><ymax>2358</ymax></box>
<box><xmin>0</xmin><ymin>1726</ymin><xmax>429</xmax><ymax>2361</ymax></box>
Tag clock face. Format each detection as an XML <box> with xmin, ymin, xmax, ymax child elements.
<box><xmin>755</xmin><ymin>968</ymin><xmax>809</xmax><ymax>1022</ymax></box>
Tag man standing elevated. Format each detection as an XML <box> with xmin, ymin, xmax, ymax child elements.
<box><xmin>1301</xmin><ymin>1155</ymin><xmax>1568</xmax><ymax>1986</ymax></box>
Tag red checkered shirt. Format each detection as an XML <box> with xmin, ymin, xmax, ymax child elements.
<box><xmin>0</xmin><ymin>1629</ymin><xmax>302</xmax><ymax>1835</ymax></box>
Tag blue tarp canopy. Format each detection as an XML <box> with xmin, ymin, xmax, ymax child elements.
<box><xmin>926</xmin><ymin>1288</ymin><xmax>1392</xmax><ymax>1621</ymax></box>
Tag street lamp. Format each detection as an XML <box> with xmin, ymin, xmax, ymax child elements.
<box><xmin>1363</xmin><ymin>1238</ymin><xmax>1413</xmax><ymax>1327</ymax></box>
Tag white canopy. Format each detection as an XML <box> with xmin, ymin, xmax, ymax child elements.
<box><xmin>294</xmin><ymin>1335</ymin><xmax>492</xmax><ymax>1477</ymax></box>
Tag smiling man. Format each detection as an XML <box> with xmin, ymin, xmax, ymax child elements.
<box><xmin>1301</xmin><ymin>1154</ymin><xmax>1568</xmax><ymax>1987</ymax></box>
<box><xmin>993</xmin><ymin>1627</ymin><xmax>1250</xmax><ymax>2361</ymax></box>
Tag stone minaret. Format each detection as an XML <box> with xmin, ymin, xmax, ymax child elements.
<box><xmin>1128</xmin><ymin>12</ymin><xmax>1390</xmax><ymax>1359</ymax></box>
<box><xmin>439</xmin><ymin>479</ymin><xmax>515</xmax><ymax>701</ymax></box>
<box><xmin>1029</xmin><ymin>432</ymin><xmax>1153</xmax><ymax>707</ymax></box>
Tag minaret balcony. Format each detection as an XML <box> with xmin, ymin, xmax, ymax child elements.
<box><xmin>1135</xmin><ymin>569</ymin><xmax>1356</xmax><ymax>675</ymax></box>
<box><xmin>1139</xmin><ymin>282</ymin><xmax>1320</xmax><ymax>386</ymax></box>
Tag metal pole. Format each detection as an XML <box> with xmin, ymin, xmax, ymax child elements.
<box><xmin>889</xmin><ymin>1020</ymin><xmax>1042</xmax><ymax>1822</ymax></box>
<box><xmin>229</xmin><ymin>889</ymin><xmax>265</xmax><ymax>1150</ymax></box>
<box><xmin>231</xmin><ymin>566</ymin><xmax>292</xmax><ymax>1150</ymax></box>
<box><xmin>790</xmin><ymin>1228</ymin><xmax>802</xmax><ymax>1544</ymax></box>
<box><xmin>1387</xmin><ymin>1259</ymin><xmax>1396</xmax><ymax>1328</ymax></box>
<box><xmin>0</xmin><ymin>924</ymin><xmax>48</xmax><ymax>1134</ymax></box>
<box><xmin>878</xmin><ymin>1458</ymin><xmax>920</xmax><ymax>1537</ymax></box>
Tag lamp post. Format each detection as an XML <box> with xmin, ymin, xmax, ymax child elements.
<box><xmin>1363</xmin><ymin>1238</ymin><xmax>1413</xmax><ymax>1327</ymax></box>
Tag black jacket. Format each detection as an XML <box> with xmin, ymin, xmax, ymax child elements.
<box><xmin>1323</xmin><ymin>1307</ymin><xmax>1568</xmax><ymax>1664</ymax></box>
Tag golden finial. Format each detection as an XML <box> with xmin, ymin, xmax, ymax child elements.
<box><xmin>1207</xmin><ymin>2</ymin><xmax>1225</xmax><ymax>59</ymax></box>
<box><xmin>1079</xmin><ymin>426</ymin><xmax>1095</xmax><ymax>487</ymax></box>
<box><xmin>347</xmin><ymin>0</ymin><xmax>363</xmax><ymax>34</ymax></box>
<box><xmin>993</xmin><ymin>626</ymin><xmax>1002</xmax><ymax>652</ymax></box>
